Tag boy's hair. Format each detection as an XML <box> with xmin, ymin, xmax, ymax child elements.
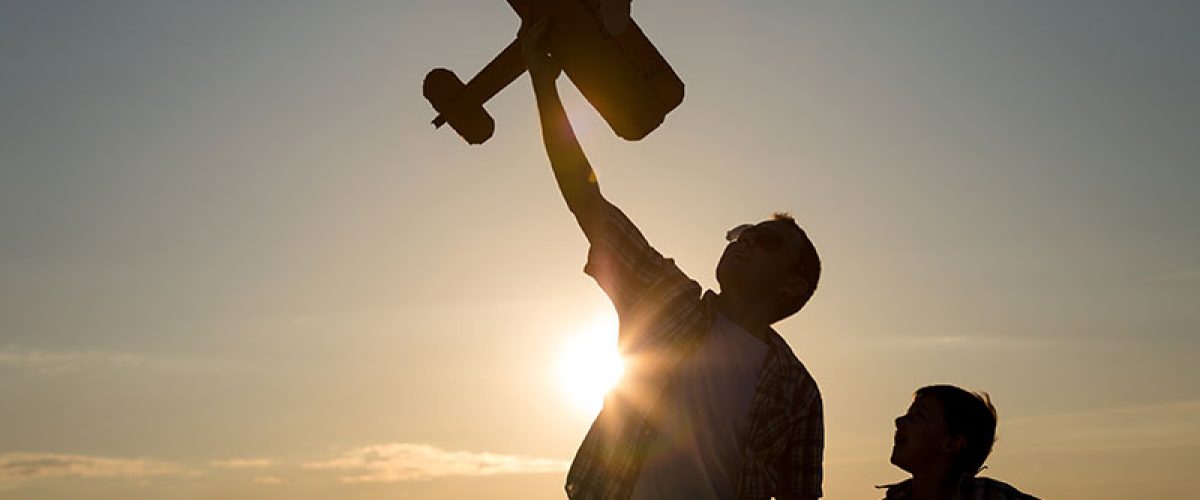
<box><xmin>771</xmin><ymin>212</ymin><xmax>820</xmax><ymax>322</ymax></box>
<box><xmin>916</xmin><ymin>385</ymin><xmax>998</xmax><ymax>479</ymax></box>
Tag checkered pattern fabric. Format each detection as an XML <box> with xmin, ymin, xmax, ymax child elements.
<box><xmin>564</xmin><ymin>202</ymin><xmax>823</xmax><ymax>500</ymax></box>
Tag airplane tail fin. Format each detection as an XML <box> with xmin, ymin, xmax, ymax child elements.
<box><xmin>424</xmin><ymin>68</ymin><xmax>496</xmax><ymax>145</ymax></box>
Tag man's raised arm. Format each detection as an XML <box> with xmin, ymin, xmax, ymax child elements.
<box><xmin>520</xmin><ymin>17</ymin><xmax>696</xmax><ymax>326</ymax></box>
<box><xmin>520</xmin><ymin>18</ymin><xmax>607</xmax><ymax>238</ymax></box>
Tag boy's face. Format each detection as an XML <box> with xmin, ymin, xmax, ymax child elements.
<box><xmin>890</xmin><ymin>395</ymin><xmax>956</xmax><ymax>473</ymax></box>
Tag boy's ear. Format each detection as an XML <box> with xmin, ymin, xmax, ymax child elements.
<box><xmin>943</xmin><ymin>435</ymin><xmax>967</xmax><ymax>455</ymax></box>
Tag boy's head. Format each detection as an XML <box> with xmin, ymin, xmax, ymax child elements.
<box><xmin>891</xmin><ymin>385</ymin><xmax>997</xmax><ymax>479</ymax></box>
<box><xmin>716</xmin><ymin>213</ymin><xmax>820</xmax><ymax>323</ymax></box>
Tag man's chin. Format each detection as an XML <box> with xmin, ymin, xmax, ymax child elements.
<box><xmin>715</xmin><ymin>269</ymin><xmax>735</xmax><ymax>294</ymax></box>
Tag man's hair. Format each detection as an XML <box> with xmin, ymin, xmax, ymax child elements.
<box><xmin>915</xmin><ymin>385</ymin><xmax>998</xmax><ymax>479</ymax></box>
<box><xmin>770</xmin><ymin>212</ymin><xmax>820</xmax><ymax>322</ymax></box>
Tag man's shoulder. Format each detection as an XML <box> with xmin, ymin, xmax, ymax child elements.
<box><xmin>752</xmin><ymin>328</ymin><xmax>822</xmax><ymax>418</ymax></box>
<box><xmin>766</xmin><ymin>330</ymin><xmax>820</xmax><ymax>386</ymax></box>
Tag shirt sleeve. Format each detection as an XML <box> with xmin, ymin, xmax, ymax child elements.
<box><xmin>780</xmin><ymin>384</ymin><xmax>824</xmax><ymax>497</ymax></box>
<box><xmin>580</xmin><ymin>201</ymin><xmax>697</xmax><ymax>346</ymax></box>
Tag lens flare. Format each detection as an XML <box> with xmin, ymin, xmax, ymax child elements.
<box><xmin>557</xmin><ymin>312</ymin><xmax>624</xmax><ymax>415</ymax></box>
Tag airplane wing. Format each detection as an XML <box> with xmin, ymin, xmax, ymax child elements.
<box><xmin>600</xmin><ymin>0</ymin><xmax>632</xmax><ymax>36</ymax></box>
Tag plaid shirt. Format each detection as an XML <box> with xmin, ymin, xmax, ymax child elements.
<box><xmin>564</xmin><ymin>202</ymin><xmax>823</xmax><ymax>500</ymax></box>
<box><xmin>881</xmin><ymin>477</ymin><xmax>1040</xmax><ymax>500</ymax></box>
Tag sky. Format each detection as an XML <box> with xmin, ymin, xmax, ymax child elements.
<box><xmin>1</xmin><ymin>1</ymin><xmax>1198</xmax><ymax>499</ymax></box>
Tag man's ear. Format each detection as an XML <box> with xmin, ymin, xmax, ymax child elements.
<box><xmin>781</xmin><ymin>276</ymin><xmax>810</xmax><ymax>300</ymax></box>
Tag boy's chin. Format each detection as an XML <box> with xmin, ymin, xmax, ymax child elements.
<box><xmin>889</xmin><ymin>450</ymin><xmax>912</xmax><ymax>471</ymax></box>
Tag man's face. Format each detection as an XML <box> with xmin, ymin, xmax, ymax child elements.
<box><xmin>715</xmin><ymin>220</ymin><xmax>802</xmax><ymax>298</ymax></box>
<box><xmin>890</xmin><ymin>395</ymin><xmax>956</xmax><ymax>473</ymax></box>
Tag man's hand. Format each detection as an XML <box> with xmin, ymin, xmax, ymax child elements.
<box><xmin>519</xmin><ymin>16</ymin><xmax>561</xmax><ymax>84</ymax></box>
<box><xmin>521</xmin><ymin>12</ymin><xmax>604</xmax><ymax>230</ymax></box>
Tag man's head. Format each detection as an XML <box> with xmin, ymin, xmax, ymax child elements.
<box><xmin>891</xmin><ymin>385</ymin><xmax>997</xmax><ymax>480</ymax></box>
<box><xmin>715</xmin><ymin>213</ymin><xmax>820</xmax><ymax>323</ymax></box>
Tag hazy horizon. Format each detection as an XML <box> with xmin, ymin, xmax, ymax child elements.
<box><xmin>2</xmin><ymin>1</ymin><xmax>1198</xmax><ymax>499</ymax></box>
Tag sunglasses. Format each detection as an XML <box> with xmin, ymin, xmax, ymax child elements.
<box><xmin>725</xmin><ymin>223</ymin><xmax>786</xmax><ymax>253</ymax></box>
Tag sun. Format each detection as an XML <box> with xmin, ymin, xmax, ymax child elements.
<box><xmin>557</xmin><ymin>311</ymin><xmax>624</xmax><ymax>415</ymax></box>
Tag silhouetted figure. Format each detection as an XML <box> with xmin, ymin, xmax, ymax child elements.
<box><xmin>882</xmin><ymin>385</ymin><xmax>1040</xmax><ymax>500</ymax></box>
<box><xmin>521</xmin><ymin>17</ymin><xmax>824</xmax><ymax>500</ymax></box>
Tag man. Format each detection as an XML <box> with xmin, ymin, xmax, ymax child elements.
<box><xmin>520</xmin><ymin>17</ymin><xmax>824</xmax><ymax>500</ymax></box>
<box><xmin>884</xmin><ymin>385</ymin><xmax>1040</xmax><ymax>500</ymax></box>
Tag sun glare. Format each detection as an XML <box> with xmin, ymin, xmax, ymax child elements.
<box><xmin>557</xmin><ymin>312</ymin><xmax>624</xmax><ymax>415</ymax></box>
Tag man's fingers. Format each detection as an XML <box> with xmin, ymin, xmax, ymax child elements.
<box><xmin>518</xmin><ymin>14</ymin><xmax>560</xmax><ymax>79</ymax></box>
<box><xmin>520</xmin><ymin>16</ymin><xmax>549</xmax><ymax>42</ymax></box>
<box><xmin>518</xmin><ymin>3</ymin><xmax>534</xmax><ymax>32</ymax></box>
<box><xmin>520</xmin><ymin>19</ymin><xmax>555</xmax><ymax>67</ymax></box>
<box><xmin>518</xmin><ymin>15</ymin><xmax>534</xmax><ymax>42</ymax></box>
<box><xmin>534</xmin><ymin>20</ymin><xmax>554</xmax><ymax>57</ymax></box>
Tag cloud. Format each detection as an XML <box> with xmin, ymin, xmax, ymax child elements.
<box><xmin>210</xmin><ymin>458</ymin><xmax>273</xmax><ymax>468</ymax></box>
<box><xmin>870</xmin><ymin>334</ymin><xmax>1056</xmax><ymax>350</ymax></box>
<box><xmin>0</xmin><ymin>345</ymin><xmax>219</xmax><ymax>375</ymax></box>
<box><xmin>253</xmin><ymin>475</ymin><xmax>285</xmax><ymax>484</ymax></box>
<box><xmin>0</xmin><ymin>346</ymin><xmax>144</xmax><ymax>373</ymax></box>
<box><xmin>303</xmin><ymin>443</ymin><xmax>569</xmax><ymax>483</ymax></box>
<box><xmin>0</xmin><ymin>453</ymin><xmax>189</xmax><ymax>485</ymax></box>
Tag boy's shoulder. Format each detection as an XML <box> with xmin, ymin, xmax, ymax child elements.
<box><xmin>969</xmin><ymin>476</ymin><xmax>1040</xmax><ymax>500</ymax></box>
<box><xmin>881</xmin><ymin>477</ymin><xmax>1039</xmax><ymax>500</ymax></box>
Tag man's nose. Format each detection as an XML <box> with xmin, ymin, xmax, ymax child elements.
<box><xmin>894</xmin><ymin>415</ymin><xmax>905</xmax><ymax>428</ymax></box>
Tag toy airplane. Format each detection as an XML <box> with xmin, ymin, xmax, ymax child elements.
<box><xmin>423</xmin><ymin>0</ymin><xmax>685</xmax><ymax>145</ymax></box>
